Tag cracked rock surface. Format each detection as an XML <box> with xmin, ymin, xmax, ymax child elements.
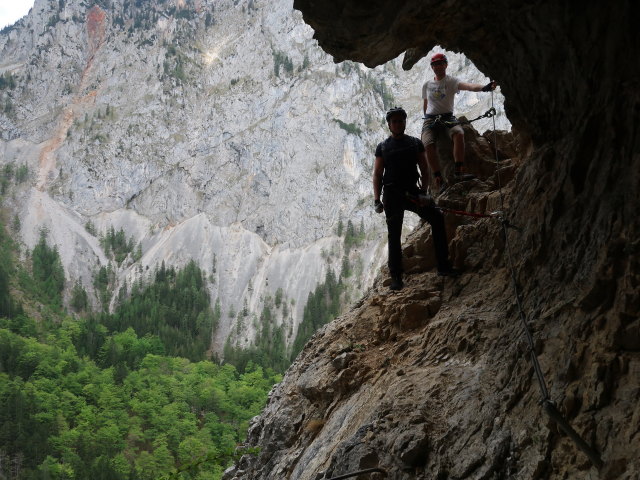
<box><xmin>225</xmin><ymin>1</ymin><xmax>639</xmax><ymax>477</ymax></box>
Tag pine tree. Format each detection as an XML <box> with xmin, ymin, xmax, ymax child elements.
<box><xmin>31</xmin><ymin>229</ymin><xmax>65</xmax><ymax>306</ymax></box>
<box><xmin>70</xmin><ymin>280</ymin><xmax>89</xmax><ymax>312</ymax></box>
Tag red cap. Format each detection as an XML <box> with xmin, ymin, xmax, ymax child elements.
<box><xmin>430</xmin><ymin>53</ymin><xmax>448</xmax><ymax>64</ymax></box>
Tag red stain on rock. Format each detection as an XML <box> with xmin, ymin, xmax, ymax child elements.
<box><xmin>87</xmin><ymin>5</ymin><xmax>106</xmax><ymax>57</ymax></box>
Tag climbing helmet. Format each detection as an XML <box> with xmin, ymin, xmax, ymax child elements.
<box><xmin>430</xmin><ymin>53</ymin><xmax>448</xmax><ymax>64</ymax></box>
<box><xmin>386</xmin><ymin>106</ymin><xmax>407</xmax><ymax>122</ymax></box>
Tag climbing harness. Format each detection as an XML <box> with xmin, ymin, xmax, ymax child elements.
<box><xmin>423</xmin><ymin>107</ymin><xmax>496</xmax><ymax>129</ymax></box>
<box><xmin>486</xmin><ymin>91</ymin><xmax>603</xmax><ymax>469</ymax></box>
<box><xmin>326</xmin><ymin>467</ymin><xmax>387</xmax><ymax>480</ymax></box>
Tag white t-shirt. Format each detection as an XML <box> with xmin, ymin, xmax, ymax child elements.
<box><xmin>421</xmin><ymin>75</ymin><xmax>460</xmax><ymax>115</ymax></box>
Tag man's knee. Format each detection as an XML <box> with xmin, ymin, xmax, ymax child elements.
<box><xmin>424</xmin><ymin>142</ymin><xmax>438</xmax><ymax>160</ymax></box>
<box><xmin>450</xmin><ymin>127</ymin><xmax>464</xmax><ymax>142</ymax></box>
<box><xmin>421</xmin><ymin>129</ymin><xmax>436</xmax><ymax>148</ymax></box>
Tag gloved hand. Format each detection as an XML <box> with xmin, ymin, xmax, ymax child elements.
<box><xmin>481</xmin><ymin>81</ymin><xmax>497</xmax><ymax>92</ymax></box>
<box><xmin>374</xmin><ymin>199</ymin><xmax>383</xmax><ymax>213</ymax></box>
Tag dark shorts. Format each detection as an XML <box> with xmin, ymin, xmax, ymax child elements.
<box><xmin>421</xmin><ymin>118</ymin><xmax>464</xmax><ymax>146</ymax></box>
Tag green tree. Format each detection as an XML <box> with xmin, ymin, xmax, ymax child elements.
<box><xmin>71</xmin><ymin>280</ymin><xmax>89</xmax><ymax>312</ymax></box>
<box><xmin>31</xmin><ymin>229</ymin><xmax>65</xmax><ymax>307</ymax></box>
<box><xmin>85</xmin><ymin>220</ymin><xmax>97</xmax><ymax>236</ymax></box>
<box><xmin>0</xmin><ymin>225</ymin><xmax>283</xmax><ymax>479</ymax></box>
<box><xmin>274</xmin><ymin>288</ymin><xmax>284</xmax><ymax>308</ymax></box>
<box><xmin>98</xmin><ymin>260</ymin><xmax>214</xmax><ymax>361</ymax></box>
<box><xmin>100</xmin><ymin>226</ymin><xmax>136</xmax><ymax>264</ymax></box>
<box><xmin>93</xmin><ymin>263</ymin><xmax>113</xmax><ymax>310</ymax></box>
<box><xmin>340</xmin><ymin>254</ymin><xmax>352</xmax><ymax>278</ymax></box>
<box><xmin>291</xmin><ymin>268</ymin><xmax>343</xmax><ymax>361</ymax></box>
<box><xmin>15</xmin><ymin>164</ymin><xmax>29</xmax><ymax>183</ymax></box>
<box><xmin>0</xmin><ymin>221</ymin><xmax>16</xmax><ymax>318</ymax></box>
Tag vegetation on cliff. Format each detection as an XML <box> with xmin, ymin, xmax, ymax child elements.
<box><xmin>0</xmin><ymin>222</ymin><xmax>281</xmax><ymax>479</ymax></box>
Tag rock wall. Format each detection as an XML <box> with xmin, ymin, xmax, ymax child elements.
<box><xmin>225</xmin><ymin>1</ymin><xmax>639</xmax><ymax>478</ymax></box>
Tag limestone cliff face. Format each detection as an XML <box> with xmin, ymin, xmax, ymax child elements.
<box><xmin>0</xmin><ymin>0</ymin><xmax>506</xmax><ymax>352</ymax></box>
<box><xmin>223</xmin><ymin>1</ymin><xmax>639</xmax><ymax>479</ymax></box>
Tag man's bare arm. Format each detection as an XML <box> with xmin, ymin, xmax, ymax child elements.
<box><xmin>458</xmin><ymin>80</ymin><xmax>497</xmax><ymax>92</ymax></box>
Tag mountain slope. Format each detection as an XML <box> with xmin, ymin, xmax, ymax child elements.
<box><xmin>0</xmin><ymin>0</ymin><xmax>507</xmax><ymax>355</ymax></box>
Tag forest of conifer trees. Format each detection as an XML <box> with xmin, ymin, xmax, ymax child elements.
<box><xmin>0</xmin><ymin>155</ymin><xmax>362</xmax><ymax>478</ymax></box>
<box><xmin>0</xmin><ymin>220</ymin><xmax>280</xmax><ymax>479</ymax></box>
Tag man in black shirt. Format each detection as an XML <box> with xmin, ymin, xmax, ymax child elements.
<box><xmin>373</xmin><ymin>107</ymin><xmax>456</xmax><ymax>290</ymax></box>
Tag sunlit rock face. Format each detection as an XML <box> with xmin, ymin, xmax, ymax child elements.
<box><xmin>0</xmin><ymin>0</ymin><xmax>508</xmax><ymax>353</ymax></box>
<box><xmin>223</xmin><ymin>1</ymin><xmax>640</xmax><ymax>479</ymax></box>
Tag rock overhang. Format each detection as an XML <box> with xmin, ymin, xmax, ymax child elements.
<box><xmin>292</xmin><ymin>0</ymin><xmax>638</xmax><ymax>146</ymax></box>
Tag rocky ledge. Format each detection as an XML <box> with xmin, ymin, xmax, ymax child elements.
<box><xmin>223</xmin><ymin>1</ymin><xmax>639</xmax><ymax>478</ymax></box>
<box><xmin>225</xmin><ymin>115</ymin><xmax>637</xmax><ymax>478</ymax></box>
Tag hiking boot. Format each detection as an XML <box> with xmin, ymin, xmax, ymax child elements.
<box><xmin>454</xmin><ymin>172</ymin><xmax>476</xmax><ymax>181</ymax></box>
<box><xmin>390</xmin><ymin>275</ymin><xmax>404</xmax><ymax>290</ymax></box>
<box><xmin>437</xmin><ymin>268</ymin><xmax>460</xmax><ymax>278</ymax></box>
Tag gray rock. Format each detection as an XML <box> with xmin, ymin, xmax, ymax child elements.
<box><xmin>0</xmin><ymin>0</ymin><xmax>506</xmax><ymax>354</ymax></box>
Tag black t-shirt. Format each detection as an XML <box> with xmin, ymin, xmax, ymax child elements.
<box><xmin>375</xmin><ymin>135</ymin><xmax>423</xmax><ymax>190</ymax></box>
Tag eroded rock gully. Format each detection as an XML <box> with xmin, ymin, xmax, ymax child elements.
<box><xmin>225</xmin><ymin>1</ymin><xmax>638</xmax><ymax>478</ymax></box>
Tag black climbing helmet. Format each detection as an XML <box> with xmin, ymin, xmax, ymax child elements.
<box><xmin>386</xmin><ymin>107</ymin><xmax>407</xmax><ymax>123</ymax></box>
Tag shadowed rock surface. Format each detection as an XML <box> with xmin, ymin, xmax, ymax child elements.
<box><xmin>224</xmin><ymin>1</ymin><xmax>639</xmax><ymax>479</ymax></box>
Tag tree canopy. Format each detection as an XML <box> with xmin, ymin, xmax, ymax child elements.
<box><xmin>0</xmin><ymin>224</ymin><xmax>281</xmax><ymax>479</ymax></box>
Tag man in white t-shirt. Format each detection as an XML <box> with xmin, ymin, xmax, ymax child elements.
<box><xmin>421</xmin><ymin>52</ymin><xmax>496</xmax><ymax>190</ymax></box>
